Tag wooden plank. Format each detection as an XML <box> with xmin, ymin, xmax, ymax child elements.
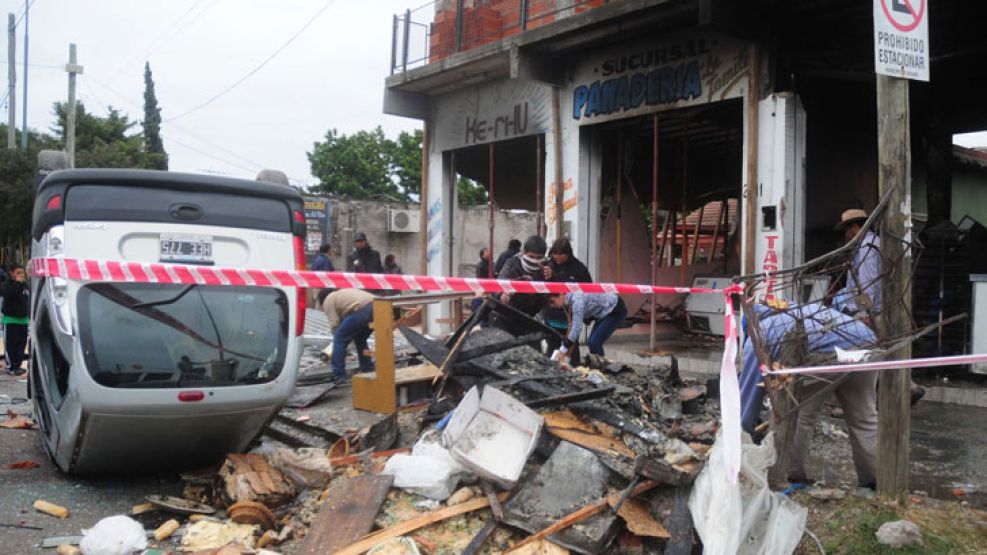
<box><xmin>334</xmin><ymin>493</ymin><xmax>510</xmax><ymax>555</ymax></box>
<box><xmin>876</xmin><ymin>74</ymin><xmax>912</xmax><ymax>498</ymax></box>
<box><xmin>356</xmin><ymin>364</ymin><xmax>440</xmax><ymax>386</ymax></box>
<box><xmin>300</xmin><ymin>474</ymin><xmax>393</xmax><ymax>555</ymax></box>
<box><xmin>352</xmin><ymin>299</ymin><xmax>397</xmax><ymax>414</ymax></box>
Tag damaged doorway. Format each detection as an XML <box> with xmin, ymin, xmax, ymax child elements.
<box><xmin>590</xmin><ymin>100</ymin><xmax>744</xmax><ymax>348</ymax></box>
<box><xmin>448</xmin><ymin>134</ymin><xmax>546</xmax><ymax>277</ymax></box>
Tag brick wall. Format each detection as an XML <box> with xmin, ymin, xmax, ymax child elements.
<box><xmin>427</xmin><ymin>0</ymin><xmax>606</xmax><ymax>63</ymax></box>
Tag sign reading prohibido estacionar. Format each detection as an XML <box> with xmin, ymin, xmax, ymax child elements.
<box><xmin>873</xmin><ymin>0</ymin><xmax>930</xmax><ymax>81</ymax></box>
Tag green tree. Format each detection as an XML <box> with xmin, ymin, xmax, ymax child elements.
<box><xmin>142</xmin><ymin>62</ymin><xmax>168</xmax><ymax>170</ymax></box>
<box><xmin>308</xmin><ymin>127</ymin><xmax>404</xmax><ymax>200</ymax></box>
<box><xmin>457</xmin><ymin>176</ymin><xmax>488</xmax><ymax>205</ymax></box>
<box><xmin>51</xmin><ymin>102</ymin><xmax>149</xmax><ymax>169</ymax></box>
<box><xmin>391</xmin><ymin>129</ymin><xmax>423</xmax><ymax>198</ymax></box>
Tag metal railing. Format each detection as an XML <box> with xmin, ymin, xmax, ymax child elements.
<box><xmin>390</xmin><ymin>0</ymin><xmax>609</xmax><ymax>75</ymax></box>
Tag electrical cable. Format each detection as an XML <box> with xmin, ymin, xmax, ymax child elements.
<box><xmin>104</xmin><ymin>0</ymin><xmax>218</xmax><ymax>84</ymax></box>
<box><xmin>13</xmin><ymin>0</ymin><xmax>36</xmax><ymax>27</ymax></box>
<box><xmin>165</xmin><ymin>0</ymin><xmax>336</xmax><ymax>123</ymax></box>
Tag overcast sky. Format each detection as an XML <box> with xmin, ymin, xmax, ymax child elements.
<box><xmin>2</xmin><ymin>0</ymin><xmax>427</xmax><ymax>187</ymax></box>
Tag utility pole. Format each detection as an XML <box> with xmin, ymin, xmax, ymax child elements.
<box><xmin>65</xmin><ymin>43</ymin><xmax>83</xmax><ymax>168</ymax></box>
<box><xmin>875</xmin><ymin>74</ymin><xmax>912</xmax><ymax>499</ymax></box>
<box><xmin>19</xmin><ymin>0</ymin><xmax>27</xmax><ymax>150</ymax></box>
<box><xmin>6</xmin><ymin>13</ymin><xmax>15</xmax><ymax>149</ymax></box>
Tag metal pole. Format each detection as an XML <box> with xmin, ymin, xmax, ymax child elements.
<box><xmin>65</xmin><ymin>43</ymin><xmax>80</xmax><ymax>168</ymax></box>
<box><xmin>520</xmin><ymin>0</ymin><xmax>529</xmax><ymax>30</ymax></box>
<box><xmin>690</xmin><ymin>204</ymin><xmax>704</xmax><ymax>263</ymax></box>
<box><xmin>390</xmin><ymin>14</ymin><xmax>398</xmax><ymax>75</ymax></box>
<box><xmin>680</xmin><ymin>135</ymin><xmax>689</xmax><ymax>285</ymax></box>
<box><xmin>649</xmin><ymin>114</ymin><xmax>659</xmax><ymax>351</ymax></box>
<box><xmin>402</xmin><ymin>9</ymin><xmax>411</xmax><ymax>74</ymax></box>
<box><xmin>615</xmin><ymin>130</ymin><xmax>623</xmax><ymax>282</ymax></box>
<box><xmin>535</xmin><ymin>134</ymin><xmax>544</xmax><ymax>237</ymax></box>
<box><xmin>454</xmin><ymin>0</ymin><xmax>464</xmax><ymax>53</ymax></box>
<box><xmin>7</xmin><ymin>13</ymin><xmax>15</xmax><ymax>150</ymax></box>
<box><xmin>20</xmin><ymin>0</ymin><xmax>28</xmax><ymax>150</ymax></box>
<box><xmin>488</xmin><ymin>143</ymin><xmax>495</xmax><ymax>278</ymax></box>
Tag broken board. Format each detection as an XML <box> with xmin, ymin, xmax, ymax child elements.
<box><xmin>300</xmin><ymin>474</ymin><xmax>394</xmax><ymax>554</ymax></box>
<box><xmin>286</xmin><ymin>382</ymin><xmax>336</xmax><ymax>409</ymax></box>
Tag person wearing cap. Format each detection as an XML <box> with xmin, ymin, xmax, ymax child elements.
<box><xmin>834</xmin><ymin>209</ymin><xmax>881</xmax><ymax>318</ymax></box>
<box><xmin>322</xmin><ymin>288</ymin><xmax>377</xmax><ymax>382</ymax></box>
<box><xmin>834</xmin><ymin>209</ymin><xmax>924</xmax><ymax>405</ymax></box>
<box><xmin>491</xmin><ymin>235</ymin><xmax>552</xmax><ymax>336</ymax></box>
<box><xmin>346</xmin><ymin>232</ymin><xmax>383</xmax><ymax>274</ymax></box>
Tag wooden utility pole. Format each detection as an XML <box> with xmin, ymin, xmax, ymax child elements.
<box><xmin>64</xmin><ymin>43</ymin><xmax>83</xmax><ymax>168</ymax></box>
<box><xmin>875</xmin><ymin>75</ymin><xmax>911</xmax><ymax>498</ymax></box>
<box><xmin>6</xmin><ymin>13</ymin><xmax>15</xmax><ymax>149</ymax></box>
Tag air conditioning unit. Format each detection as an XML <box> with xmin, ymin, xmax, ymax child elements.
<box><xmin>387</xmin><ymin>209</ymin><xmax>420</xmax><ymax>233</ymax></box>
<box><xmin>686</xmin><ymin>274</ymin><xmax>739</xmax><ymax>336</ymax></box>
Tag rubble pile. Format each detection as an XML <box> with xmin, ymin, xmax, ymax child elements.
<box><xmin>58</xmin><ymin>325</ymin><xmax>727</xmax><ymax>554</ymax></box>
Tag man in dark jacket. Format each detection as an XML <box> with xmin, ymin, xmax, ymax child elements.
<box><xmin>346</xmin><ymin>232</ymin><xmax>383</xmax><ymax>274</ymax></box>
<box><xmin>491</xmin><ymin>235</ymin><xmax>550</xmax><ymax>336</ymax></box>
<box><xmin>494</xmin><ymin>239</ymin><xmax>521</xmax><ymax>276</ymax></box>
<box><xmin>2</xmin><ymin>265</ymin><xmax>29</xmax><ymax>375</ymax></box>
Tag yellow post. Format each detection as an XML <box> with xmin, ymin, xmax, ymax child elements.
<box><xmin>351</xmin><ymin>299</ymin><xmax>398</xmax><ymax>414</ymax></box>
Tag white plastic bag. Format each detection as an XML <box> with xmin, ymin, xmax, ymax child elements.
<box><xmin>689</xmin><ymin>432</ymin><xmax>807</xmax><ymax>555</ymax></box>
<box><xmin>79</xmin><ymin>515</ymin><xmax>148</xmax><ymax>555</ymax></box>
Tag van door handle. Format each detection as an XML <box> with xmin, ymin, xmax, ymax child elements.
<box><xmin>170</xmin><ymin>203</ymin><xmax>203</xmax><ymax>221</ymax></box>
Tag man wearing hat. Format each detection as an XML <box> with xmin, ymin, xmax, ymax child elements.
<box><xmin>835</xmin><ymin>208</ymin><xmax>881</xmax><ymax>317</ymax></box>
<box><xmin>835</xmin><ymin>208</ymin><xmax>924</xmax><ymax>405</ymax></box>
<box><xmin>346</xmin><ymin>232</ymin><xmax>383</xmax><ymax>274</ymax></box>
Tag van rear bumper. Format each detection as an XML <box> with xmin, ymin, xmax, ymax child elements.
<box><xmin>68</xmin><ymin>406</ymin><xmax>280</xmax><ymax>473</ymax></box>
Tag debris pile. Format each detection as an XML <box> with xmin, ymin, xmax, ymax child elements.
<box><xmin>52</xmin><ymin>321</ymin><xmax>772</xmax><ymax>554</ymax></box>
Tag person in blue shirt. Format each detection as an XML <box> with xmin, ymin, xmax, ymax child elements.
<box><xmin>545</xmin><ymin>291</ymin><xmax>627</xmax><ymax>364</ymax></box>
<box><xmin>311</xmin><ymin>244</ymin><xmax>334</xmax><ymax>272</ymax></box>
<box><xmin>740</xmin><ymin>301</ymin><xmax>879</xmax><ymax>488</ymax></box>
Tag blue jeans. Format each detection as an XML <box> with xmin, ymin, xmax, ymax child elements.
<box><xmin>330</xmin><ymin>303</ymin><xmax>375</xmax><ymax>378</ymax></box>
<box><xmin>586</xmin><ymin>298</ymin><xmax>627</xmax><ymax>356</ymax></box>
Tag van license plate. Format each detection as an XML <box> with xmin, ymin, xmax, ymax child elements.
<box><xmin>160</xmin><ymin>234</ymin><xmax>213</xmax><ymax>263</ymax></box>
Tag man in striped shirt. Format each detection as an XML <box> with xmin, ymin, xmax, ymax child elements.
<box><xmin>545</xmin><ymin>292</ymin><xmax>627</xmax><ymax>364</ymax></box>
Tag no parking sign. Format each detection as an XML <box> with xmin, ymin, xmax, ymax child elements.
<box><xmin>874</xmin><ymin>0</ymin><xmax>930</xmax><ymax>81</ymax></box>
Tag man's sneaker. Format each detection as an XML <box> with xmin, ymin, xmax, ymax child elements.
<box><xmin>5</xmin><ymin>368</ymin><xmax>26</xmax><ymax>377</ymax></box>
<box><xmin>330</xmin><ymin>375</ymin><xmax>350</xmax><ymax>387</ymax></box>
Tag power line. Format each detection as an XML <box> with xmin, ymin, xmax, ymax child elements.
<box><xmin>85</xmin><ymin>72</ymin><xmax>310</xmax><ymax>182</ymax></box>
<box><xmin>165</xmin><ymin>0</ymin><xmax>335</xmax><ymax>123</ymax></box>
<box><xmin>13</xmin><ymin>0</ymin><xmax>36</xmax><ymax>27</ymax></box>
<box><xmin>105</xmin><ymin>0</ymin><xmax>219</xmax><ymax>84</ymax></box>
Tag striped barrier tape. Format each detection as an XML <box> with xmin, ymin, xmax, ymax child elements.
<box><xmin>31</xmin><ymin>255</ymin><xmax>745</xmax><ymax>485</ymax></box>
<box><xmin>31</xmin><ymin>257</ymin><xmax>744</xmax><ymax>297</ymax></box>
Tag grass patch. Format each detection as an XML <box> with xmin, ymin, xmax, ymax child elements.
<box><xmin>797</xmin><ymin>495</ymin><xmax>987</xmax><ymax>555</ymax></box>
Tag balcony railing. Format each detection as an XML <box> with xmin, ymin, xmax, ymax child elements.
<box><xmin>390</xmin><ymin>0</ymin><xmax>610</xmax><ymax>75</ymax></box>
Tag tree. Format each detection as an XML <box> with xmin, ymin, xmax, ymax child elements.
<box><xmin>391</xmin><ymin>129</ymin><xmax>423</xmax><ymax>198</ymax></box>
<box><xmin>457</xmin><ymin>176</ymin><xmax>488</xmax><ymax>205</ymax></box>
<box><xmin>142</xmin><ymin>62</ymin><xmax>168</xmax><ymax>170</ymax></box>
<box><xmin>308</xmin><ymin>126</ymin><xmax>405</xmax><ymax>200</ymax></box>
<box><xmin>51</xmin><ymin>102</ymin><xmax>150</xmax><ymax>169</ymax></box>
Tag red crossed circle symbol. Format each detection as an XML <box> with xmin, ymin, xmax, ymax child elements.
<box><xmin>880</xmin><ymin>0</ymin><xmax>925</xmax><ymax>32</ymax></box>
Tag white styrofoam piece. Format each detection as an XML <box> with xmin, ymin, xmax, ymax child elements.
<box><xmin>442</xmin><ymin>386</ymin><xmax>543</xmax><ymax>488</ymax></box>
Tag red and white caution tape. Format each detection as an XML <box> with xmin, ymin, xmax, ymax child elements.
<box><xmin>31</xmin><ymin>255</ymin><xmax>746</xmax><ymax>482</ymax></box>
<box><xmin>766</xmin><ymin>352</ymin><xmax>987</xmax><ymax>376</ymax></box>
<box><xmin>31</xmin><ymin>257</ymin><xmax>743</xmax><ymax>297</ymax></box>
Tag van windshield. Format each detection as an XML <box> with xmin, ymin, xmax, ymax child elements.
<box><xmin>77</xmin><ymin>283</ymin><xmax>288</xmax><ymax>388</ymax></box>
